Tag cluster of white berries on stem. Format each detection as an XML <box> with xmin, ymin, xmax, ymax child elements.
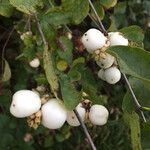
<box><xmin>10</xmin><ymin>90</ymin><xmax>109</xmax><ymax>129</ymax></box>
<box><xmin>67</xmin><ymin>101</ymin><xmax>109</xmax><ymax>126</ymax></box>
<box><xmin>82</xmin><ymin>28</ymin><xmax>129</xmax><ymax>84</ymax></box>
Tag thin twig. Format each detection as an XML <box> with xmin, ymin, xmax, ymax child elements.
<box><xmin>1</xmin><ymin>28</ymin><xmax>15</xmax><ymax>73</ymax></box>
<box><xmin>64</xmin><ymin>24</ymin><xmax>72</xmax><ymax>33</ymax></box>
<box><xmin>24</xmin><ymin>16</ymin><xmax>32</xmax><ymax>32</ymax></box>
<box><xmin>34</xmin><ymin>14</ymin><xmax>47</xmax><ymax>46</ymax></box>
<box><xmin>88</xmin><ymin>0</ymin><xmax>146</xmax><ymax>122</ymax></box>
<box><xmin>88</xmin><ymin>0</ymin><xmax>108</xmax><ymax>36</ymax></box>
<box><xmin>74</xmin><ymin>109</ymin><xmax>97</xmax><ymax>150</ymax></box>
<box><xmin>48</xmin><ymin>0</ymin><xmax>54</xmax><ymax>7</ymax></box>
<box><xmin>88</xmin><ymin>13</ymin><xmax>102</xmax><ymax>31</ymax></box>
<box><xmin>0</xmin><ymin>31</ymin><xmax>7</xmax><ymax>42</ymax></box>
<box><xmin>122</xmin><ymin>74</ymin><xmax>146</xmax><ymax>122</ymax></box>
<box><xmin>34</xmin><ymin>13</ymin><xmax>59</xmax><ymax>99</ymax></box>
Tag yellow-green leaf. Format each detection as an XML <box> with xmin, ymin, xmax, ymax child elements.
<box><xmin>9</xmin><ymin>0</ymin><xmax>43</xmax><ymax>14</ymax></box>
<box><xmin>2</xmin><ymin>60</ymin><xmax>11</xmax><ymax>82</ymax></box>
<box><xmin>124</xmin><ymin>112</ymin><xmax>142</xmax><ymax>150</ymax></box>
<box><xmin>100</xmin><ymin>0</ymin><xmax>117</xmax><ymax>9</ymax></box>
<box><xmin>0</xmin><ymin>0</ymin><xmax>13</xmax><ymax>17</ymax></box>
<box><xmin>43</xmin><ymin>47</ymin><xmax>59</xmax><ymax>98</ymax></box>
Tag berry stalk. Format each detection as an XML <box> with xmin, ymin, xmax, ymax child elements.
<box><xmin>74</xmin><ymin>109</ymin><xmax>97</xmax><ymax>150</ymax></box>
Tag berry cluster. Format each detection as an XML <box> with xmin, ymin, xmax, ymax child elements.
<box><xmin>82</xmin><ymin>29</ymin><xmax>129</xmax><ymax>84</ymax></box>
<box><xmin>67</xmin><ymin>102</ymin><xmax>109</xmax><ymax>126</ymax></box>
<box><xmin>10</xmin><ymin>90</ymin><xmax>109</xmax><ymax>129</ymax></box>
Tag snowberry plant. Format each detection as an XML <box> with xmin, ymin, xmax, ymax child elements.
<box><xmin>82</xmin><ymin>28</ymin><xmax>127</xmax><ymax>84</ymax></box>
<box><xmin>0</xmin><ymin>0</ymin><xmax>150</xmax><ymax>149</ymax></box>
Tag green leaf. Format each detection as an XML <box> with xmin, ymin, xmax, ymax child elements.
<box><xmin>129</xmin><ymin>78</ymin><xmax>150</xmax><ymax>107</ymax></box>
<box><xmin>108</xmin><ymin>46</ymin><xmax>150</xmax><ymax>86</ymax></box>
<box><xmin>91</xmin><ymin>1</ymin><xmax>105</xmax><ymax>20</ymax></box>
<box><xmin>9</xmin><ymin>0</ymin><xmax>43</xmax><ymax>14</ymax></box>
<box><xmin>100</xmin><ymin>0</ymin><xmax>117</xmax><ymax>9</ymax></box>
<box><xmin>141</xmin><ymin>122</ymin><xmax>150</xmax><ymax>149</ymax></box>
<box><xmin>68</xmin><ymin>70</ymin><xmax>81</xmax><ymax>82</ymax></box>
<box><xmin>120</xmin><ymin>25</ymin><xmax>144</xmax><ymax>42</ymax></box>
<box><xmin>114</xmin><ymin>2</ymin><xmax>126</xmax><ymax>14</ymax></box>
<box><xmin>59</xmin><ymin>74</ymin><xmax>82</xmax><ymax>110</ymax></box>
<box><xmin>111</xmin><ymin>2</ymin><xmax>127</xmax><ymax>28</ymax></box>
<box><xmin>122</xmin><ymin>91</ymin><xmax>134</xmax><ymax>113</ymax></box>
<box><xmin>34</xmin><ymin>74</ymin><xmax>47</xmax><ymax>85</ymax></box>
<box><xmin>108</xmin><ymin>16</ymin><xmax>118</xmax><ymax>31</ymax></box>
<box><xmin>45</xmin><ymin>0</ymin><xmax>89</xmax><ymax>25</ymax></box>
<box><xmin>72</xmin><ymin>57</ymin><xmax>85</xmax><ymax>67</ymax></box>
<box><xmin>41</xmin><ymin>11</ymin><xmax>70</xmax><ymax>26</ymax></box>
<box><xmin>2</xmin><ymin>59</ymin><xmax>11</xmax><ymax>82</ymax></box>
<box><xmin>124</xmin><ymin>112</ymin><xmax>142</xmax><ymax>150</ymax></box>
<box><xmin>40</xmin><ymin>21</ymin><xmax>56</xmax><ymax>42</ymax></box>
<box><xmin>62</xmin><ymin>0</ymin><xmax>89</xmax><ymax>24</ymax></box>
<box><xmin>78</xmin><ymin>66</ymin><xmax>105</xmax><ymax>104</ymax></box>
<box><xmin>0</xmin><ymin>0</ymin><xmax>13</xmax><ymax>17</ymax></box>
<box><xmin>43</xmin><ymin>47</ymin><xmax>59</xmax><ymax>97</ymax></box>
<box><xmin>57</xmin><ymin>36</ymin><xmax>73</xmax><ymax>64</ymax></box>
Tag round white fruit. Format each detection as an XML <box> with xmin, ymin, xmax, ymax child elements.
<box><xmin>89</xmin><ymin>105</ymin><xmax>109</xmax><ymax>126</ymax></box>
<box><xmin>41</xmin><ymin>99</ymin><xmax>67</xmax><ymax>129</ymax></box>
<box><xmin>66</xmin><ymin>32</ymin><xmax>72</xmax><ymax>40</ymax></box>
<box><xmin>98</xmin><ymin>69</ymin><xmax>105</xmax><ymax>81</ymax></box>
<box><xmin>108</xmin><ymin>32</ymin><xmax>128</xmax><ymax>46</ymax></box>
<box><xmin>104</xmin><ymin>67</ymin><xmax>121</xmax><ymax>84</ymax></box>
<box><xmin>96</xmin><ymin>53</ymin><xmax>115</xmax><ymax>69</ymax></box>
<box><xmin>10</xmin><ymin>90</ymin><xmax>41</xmax><ymax>118</ymax></box>
<box><xmin>29</xmin><ymin>58</ymin><xmax>40</xmax><ymax>68</ymax></box>
<box><xmin>66</xmin><ymin>103</ymin><xmax>86</xmax><ymax>126</ymax></box>
<box><xmin>82</xmin><ymin>28</ymin><xmax>107</xmax><ymax>53</ymax></box>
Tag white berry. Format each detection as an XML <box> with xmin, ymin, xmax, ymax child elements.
<box><xmin>96</xmin><ymin>53</ymin><xmax>115</xmax><ymax>69</ymax></box>
<box><xmin>66</xmin><ymin>103</ymin><xmax>86</xmax><ymax>126</ymax></box>
<box><xmin>98</xmin><ymin>69</ymin><xmax>105</xmax><ymax>81</ymax></box>
<box><xmin>82</xmin><ymin>28</ymin><xmax>107</xmax><ymax>53</ymax></box>
<box><xmin>104</xmin><ymin>67</ymin><xmax>121</xmax><ymax>84</ymax></box>
<box><xmin>41</xmin><ymin>99</ymin><xmax>67</xmax><ymax>129</ymax></box>
<box><xmin>10</xmin><ymin>90</ymin><xmax>41</xmax><ymax>118</ymax></box>
<box><xmin>29</xmin><ymin>58</ymin><xmax>40</xmax><ymax>68</ymax></box>
<box><xmin>108</xmin><ymin>32</ymin><xmax>128</xmax><ymax>46</ymax></box>
<box><xmin>66</xmin><ymin>32</ymin><xmax>72</xmax><ymax>39</ymax></box>
<box><xmin>89</xmin><ymin>105</ymin><xmax>109</xmax><ymax>126</ymax></box>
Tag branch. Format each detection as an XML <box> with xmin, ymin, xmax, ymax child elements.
<box><xmin>88</xmin><ymin>13</ymin><xmax>102</xmax><ymax>31</ymax></box>
<box><xmin>88</xmin><ymin>0</ymin><xmax>146</xmax><ymax>122</ymax></box>
<box><xmin>1</xmin><ymin>28</ymin><xmax>15</xmax><ymax>73</ymax></box>
<box><xmin>74</xmin><ymin>109</ymin><xmax>97</xmax><ymax>150</ymax></box>
<box><xmin>34</xmin><ymin>14</ymin><xmax>59</xmax><ymax>99</ymax></box>
<box><xmin>34</xmin><ymin>14</ymin><xmax>47</xmax><ymax>46</ymax></box>
<box><xmin>122</xmin><ymin>73</ymin><xmax>146</xmax><ymax>122</ymax></box>
<box><xmin>88</xmin><ymin>0</ymin><xmax>108</xmax><ymax>36</ymax></box>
